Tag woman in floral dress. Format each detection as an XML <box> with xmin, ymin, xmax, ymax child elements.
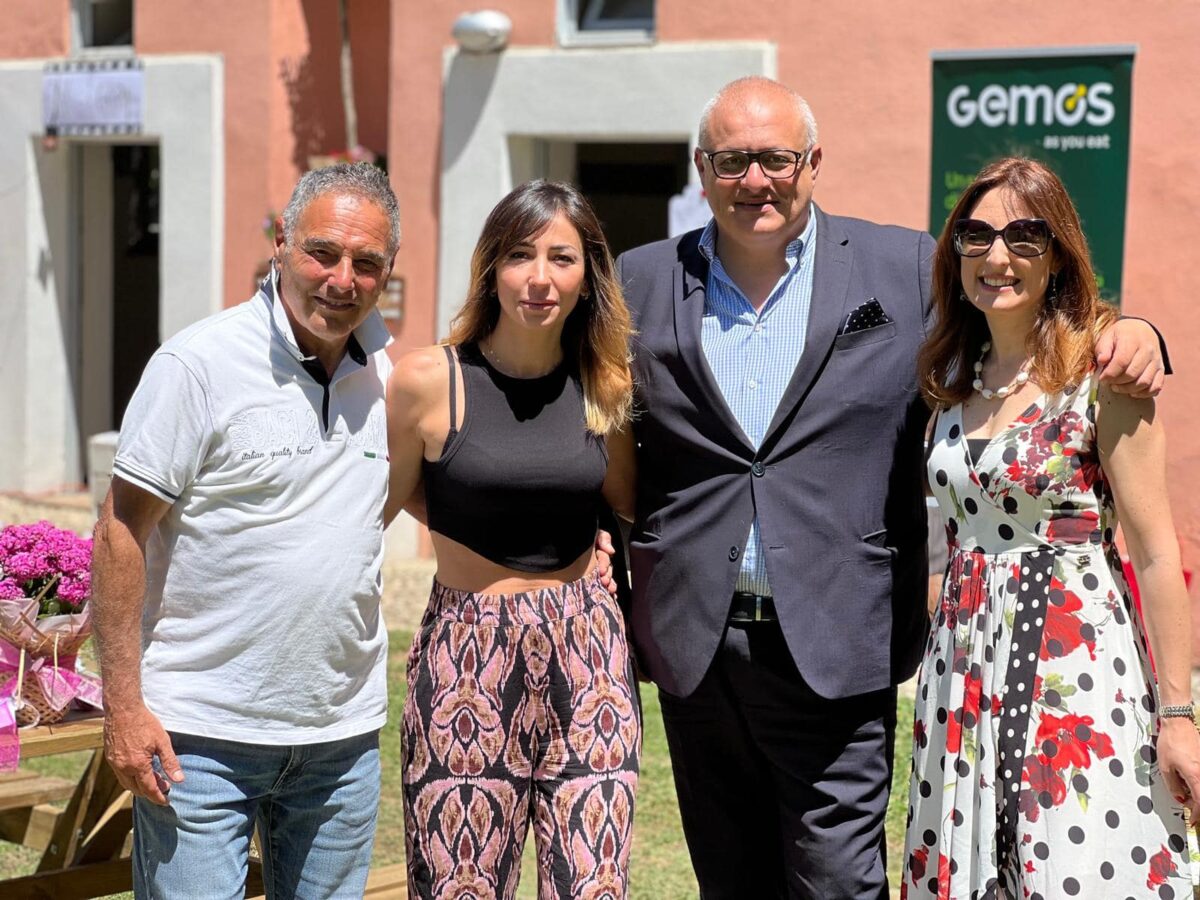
<box><xmin>903</xmin><ymin>157</ymin><xmax>1200</xmax><ymax>899</ymax></box>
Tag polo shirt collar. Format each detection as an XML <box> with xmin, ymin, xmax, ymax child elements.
<box><xmin>260</xmin><ymin>263</ymin><xmax>391</xmax><ymax>365</ymax></box>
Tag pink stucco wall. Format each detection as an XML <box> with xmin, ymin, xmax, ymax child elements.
<box><xmin>3</xmin><ymin>0</ymin><xmax>68</xmax><ymax>56</ymax></box>
<box><xmin>0</xmin><ymin>0</ymin><xmax>393</xmax><ymax>314</ymax></box>
<box><xmin>388</xmin><ymin>0</ymin><xmax>568</xmax><ymax>356</ymax></box>
<box><xmin>1</xmin><ymin>3</ymin><xmax>1195</xmax><ymax>587</ymax></box>
<box><xmin>138</xmin><ymin>0</ymin><xmax>390</xmax><ymax>307</ymax></box>
<box><xmin>0</xmin><ymin>0</ymin><xmax>391</xmax><ymax>313</ymax></box>
<box><xmin>389</xmin><ymin>2</ymin><xmax>1200</xmax><ymax>578</ymax></box>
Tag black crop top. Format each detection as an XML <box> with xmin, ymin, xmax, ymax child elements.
<box><xmin>422</xmin><ymin>343</ymin><xmax>608</xmax><ymax>573</ymax></box>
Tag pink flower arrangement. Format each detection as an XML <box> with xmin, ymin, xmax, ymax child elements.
<box><xmin>0</xmin><ymin>521</ymin><xmax>92</xmax><ymax>616</ymax></box>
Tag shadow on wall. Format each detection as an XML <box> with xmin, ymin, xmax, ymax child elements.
<box><xmin>280</xmin><ymin>0</ymin><xmax>391</xmax><ymax>172</ymax></box>
<box><xmin>280</xmin><ymin>51</ymin><xmax>329</xmax><ymax>173</ymax></box>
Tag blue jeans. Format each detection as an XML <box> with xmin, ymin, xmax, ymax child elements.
<box><xmin>133</xmin><ymin>729</ymin><xmax>380</xmax><ymax>900</ymax></box>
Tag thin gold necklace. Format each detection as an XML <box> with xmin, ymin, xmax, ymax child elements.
<box><xmin>479</xmin><ymin>338</ymin><xmax>560</xmax><ymax>379</ymax></box>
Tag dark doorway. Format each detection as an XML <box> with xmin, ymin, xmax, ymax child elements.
<box><xmin>574</xmin><ymin>142</ymin><xmax>690</xmax><ymax>258</ymax></box>
<box><xmin>111</xmin><ymin>144</ymin><xmax>160</xmax><ymax>426</ymax></box>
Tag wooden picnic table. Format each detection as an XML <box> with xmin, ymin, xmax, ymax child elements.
<box><xmin>0</xmin><ymin>709</ymin><xmax>137</xmax><ymax>898</ymax></box>
<box><xmin>0</xmin><ymin>712</ymin><xmax>266</xmax><ymax>898</ymax></box>
<box><xmin>0</xmin><ymin>711</ymin><xmax>268</xmax><ymax>898</ymax></box>
<box><xmin>1</xmin><ymin>711</ymin><xmax>402</xmax><ymax>898</ymax></box>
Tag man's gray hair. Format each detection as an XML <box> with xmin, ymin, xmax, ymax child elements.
<box><xmin>281</xmin><ymin>162</ymin><xmax>401</xmax><ymax>253</ymax></box>
<box><xmin>697</xmin><ymin>76</ymin><xmax>819</xmax><ymax>150</ymax></box>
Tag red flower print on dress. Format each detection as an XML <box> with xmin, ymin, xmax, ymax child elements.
<box><xmin>1019</xmin><ymin>711</ymin><xmax>1114</xmax><ymax>822</ymax></box>
<box><xmin>1015</xmin><ymin>402</ymin><xmax>1042</xmax><ymax>425</ymax></box>
<box><xmin>1020</xmin><ymin>755</ymin><xmax>1068</xmax><ymax>822</ymax></box>
<box><xmin>1003</xmin><ymin>411</ymin><xmax>1087</xmax><ymax>499</ymax></box>
<box><xmin>1147</xmin><ymin>845</ymin><xmax>1178</xmax><ymax>889</ymax></box>
<box><xmin>946</xmin><ymin>670</ymin><xmax>983</xmax><ymax>754</ymax></box>
<box><xmin>942</xmin><ymin>552</ymin><xmax>987</xmax><ymax>626</ymax></box>
<box><xmin>908</xmin><ymin>845</ymin><xmax>929</xmax><ymax>882</ymax></box>
<box><xmin>1044</xmin><ymin>509</ymin><xmax>1099</xmax><ymax>544</ymax></box>
<box><xmin>1041</xmin><ymin>578</ymin><xmax>1097</xmax><ymax>661</ymax></box>
<box><xmin>907</xmin><ymin>375</ymin><xmax>1191</xmax><ymax>895</ymax></box>
<box><xmin>1034</xmin><ymin>710</ymin><xmax>1114</xmax><ymax>773</ymax></box>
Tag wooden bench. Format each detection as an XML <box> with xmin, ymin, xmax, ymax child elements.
<box><xmin>0</xmin><ymin>768</ymin><xmax>79</xmax><ymax>813</ymax></box>
<box><xmin>246</xmin><ymin>861</ymin><xmax>406</xmax><ymax>899</ymax></box>
<box><xmin>364</xmin><ymin>863</ymin><xmax>407</xmax><ymax>897</ymax></box>
<box><xmin>0</xmin><ymin>769</ymin><xmax>79</xmax><ymax>852</ymax></box>
<box><xmin>0</xmin><ymin>713</ymin><xmax>138</xmax><ymax>899</ymax></box>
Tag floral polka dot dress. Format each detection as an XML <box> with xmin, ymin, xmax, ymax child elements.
<box><xmin>902</xmin><ymin>373</ymin><xmax>1192</xmax><ymax>900</ymax></box>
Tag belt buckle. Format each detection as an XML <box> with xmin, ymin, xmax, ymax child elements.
<box><xmin>754</xmin><ymin>595</ymin><xmax>764</xmax><ymax>622</ymax></box>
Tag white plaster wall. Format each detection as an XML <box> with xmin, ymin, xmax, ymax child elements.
<box><xmin>436</xmin><ymin>42</ymin><xmax>775</xmax><ymax>338</ymax></box>
<box><xmin>143</xmin><ymin>56</ymin><xmax>224</xmax><ymax>339</ymax></box>
<box><xmin>0</xmin><ymin>55</ymin><xmax>223</xmax><ymax>491</ymax></box>
<box><xmin>26</xmin><ymin>142</ymin><xmax>76</xmax><ymax>488</ymax></box>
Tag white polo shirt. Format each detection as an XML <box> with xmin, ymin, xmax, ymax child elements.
<box><xmin>113</xmin><ymin>275</ymin><xmax>392</xmax><ymax>744</ymax></box>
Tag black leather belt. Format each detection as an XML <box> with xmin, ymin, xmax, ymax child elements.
<box><xmin>729</xmin><ymin>592</ymin><xmax>776</xmax><ymax>623</ymax></box>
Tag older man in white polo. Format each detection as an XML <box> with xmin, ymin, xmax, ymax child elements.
<box><xmin>92</xmin><ymin>162</ymin><xmax>398</xmax><ymax>899</ymax></box>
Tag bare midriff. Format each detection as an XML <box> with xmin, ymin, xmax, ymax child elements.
<box><xmin>428</xmin><ymin>531</ymin><xmax>596</xmax><ymax>595</ymax></box>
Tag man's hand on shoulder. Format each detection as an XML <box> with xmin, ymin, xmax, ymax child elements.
<box><xmin>595</xmin><ymin>529</ymin><xmax>617</xmax><ymax>598</ymax></box>
<box><xmin>1095</xmin><ymin>318</ymin><xmax>1166</xmax><ymax>398</ymax></box>
<box><xmin>104</xmin><ymin>704</ymin><xmax>184</xmax><ymax>806</ymax></box>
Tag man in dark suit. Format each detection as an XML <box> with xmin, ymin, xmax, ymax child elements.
<box><xmin>615</xmin><ymin>76</ymin><xmax>1165</xmax><ymax>899</ymax></box>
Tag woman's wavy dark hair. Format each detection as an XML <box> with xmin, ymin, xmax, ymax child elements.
<box><xmin>448</xmin><ymin>180</ymin><xmax>633</xmax><ymax>435</ymax></box>
<box><xmin>917</xmin><ymin>157</ymin><xmax>1117</xmax><ymax>408</ymax></box>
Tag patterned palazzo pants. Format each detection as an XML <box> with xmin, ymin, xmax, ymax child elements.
<box><xmin>402</xmin><ymin>572</ymin><xmax>641</xmax><ymax>899</ymax></box>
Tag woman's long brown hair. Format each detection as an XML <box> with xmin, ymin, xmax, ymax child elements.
<box><xmin>448</xmin><ymin>180</ymin><xmax>634</xmax><ymax>435</ymax></box>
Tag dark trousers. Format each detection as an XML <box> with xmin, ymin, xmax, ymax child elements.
<box><xmin>658</xmin><ymin>619</ymin><xmax>897</xmax><ymax>900</ymax></box>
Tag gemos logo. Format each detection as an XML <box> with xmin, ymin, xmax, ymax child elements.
<box><xmin>947</xmin><ymin>82</ymin><xmax>1116</xmax><ymax>128</ymax></box>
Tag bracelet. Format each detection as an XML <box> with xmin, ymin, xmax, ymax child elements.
<box><xmin>1159</xmin><ymin>703</ymin><xmax>1196</xmax><ymax>719</ymax></box>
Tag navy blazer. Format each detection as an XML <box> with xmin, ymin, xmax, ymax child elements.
<box><xmin>617</xmin><ymin>206</ymin><xmax>936</xmax><ymax>699</ymax></box>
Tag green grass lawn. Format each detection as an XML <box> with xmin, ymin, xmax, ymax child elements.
<box><xmin>1</xmin><ymin>632</ymin><xmax>917</xmax><ymax>899</ymax></box>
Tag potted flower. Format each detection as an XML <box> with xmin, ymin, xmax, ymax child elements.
<box><xmin>0</xmin><ymin>521</ymin><xmax>102</xmax><ymax>734</ymax></box>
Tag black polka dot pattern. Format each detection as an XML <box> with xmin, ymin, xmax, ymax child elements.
<box><xmin>995</xmin><ymin>547</ymin><xmax>1054</xmax><ymax>873</ymax></box>
<box><xmin>906</xmin><ymin>372</ymin><xmax>1192</xmax><ymax>898</ymax></box>
<box><xmin>838</xmin><ymin>297</ymin><xmax>892</xmax><ymax>334</ymax></box>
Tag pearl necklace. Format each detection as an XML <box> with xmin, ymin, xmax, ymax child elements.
<box><xmin>972</xmin><ymin>342</ymin><xmax>1032</xmax><ymax>400</ymax></box>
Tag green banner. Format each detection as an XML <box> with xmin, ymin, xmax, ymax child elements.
<box><xmin>930</xmin><ymin>48</ymin><xmax>1134</xmax><ymax>302</ymax></box>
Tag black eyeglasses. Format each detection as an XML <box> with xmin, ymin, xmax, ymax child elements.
<box><xmin>952</xmin><ymin>218</ymin><xmax>1054</xmax><ymax>258</ymax></box>
<box><xmin>701</xmin><ymin>148</ymin><xmax>810</xmax><ymax>180</ymax></box>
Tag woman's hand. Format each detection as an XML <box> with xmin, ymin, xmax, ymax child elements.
<box><xmin>1156</xmin><ymin>717</ymin><xmax>1200</xmax><ymax>819</ymax></box>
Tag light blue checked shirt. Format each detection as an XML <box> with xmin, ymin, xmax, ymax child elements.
<box><xmin>698</xmin><ymin>207</ymin><xmax>817</xmax><ymax>596</ymax></box>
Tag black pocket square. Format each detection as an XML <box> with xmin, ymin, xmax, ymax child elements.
<box><xmin>838</xmin><ymin>298</ymin><xmax>892</xmax><ymax>335</ymax></box>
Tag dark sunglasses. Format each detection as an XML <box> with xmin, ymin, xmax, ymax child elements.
<box><xmin>952</xmin><ymin>218</ymin><xmax>1054</xmax><ymax>258</ymax></box>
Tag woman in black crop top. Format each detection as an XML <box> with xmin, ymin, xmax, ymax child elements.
<box><xmin>385</xmin><ymin>181</ymin><xmax>640</xmax><ymax>898</ymax></box>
